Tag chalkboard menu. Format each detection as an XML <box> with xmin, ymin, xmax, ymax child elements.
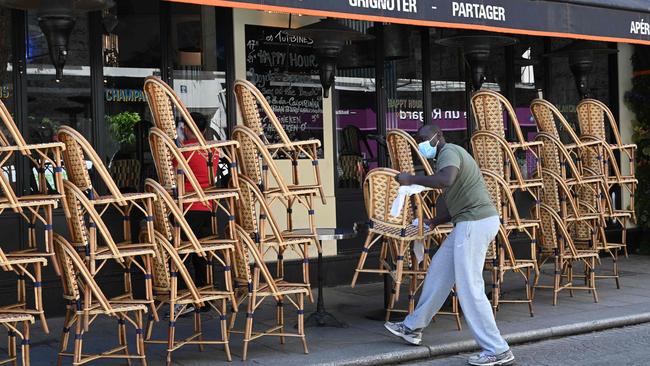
<box><xmin>245</xmin><ymin>25</ymin><xmax>324</xmax><ymax>158</ymax></box>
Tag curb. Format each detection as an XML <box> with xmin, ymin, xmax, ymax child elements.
<box><xmin>334</xmin><ymin>312</ymin><xmax>650</xmax><ymax>365</ymax></box>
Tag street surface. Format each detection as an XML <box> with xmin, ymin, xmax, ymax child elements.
<box><xmin>404</xmin><ymin>323</ymin><xmax>650</xmax><ymax>366</ymax></box>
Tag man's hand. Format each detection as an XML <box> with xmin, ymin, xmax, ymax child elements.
<box><xmin>395</xmin><ymin>172</ymin><xmax>414</xmax><ymax>186</ymax></box>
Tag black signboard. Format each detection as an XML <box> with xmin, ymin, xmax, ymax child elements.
<box><xmin>189</xmin><ymin>0</ymin><xmax>650</xmax><ymax>45</ymax></box>
<box><xmin>245</xmin><ymin>25</ymin><xmax>324</xmax><ymax>158</ymax></box>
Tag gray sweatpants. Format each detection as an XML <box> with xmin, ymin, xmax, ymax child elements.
<box><xmin>403</xmin><ymin>215</ymin><xmax>509</xmax><ymax>355</ymax></box>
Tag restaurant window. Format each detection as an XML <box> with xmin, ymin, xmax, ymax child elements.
<box><xmin>102</xmin><ymin>0</ymin><xmax>161</xmax><ymax>191</ymax></box>
<box><xmin>430</xmin><ymin>29</ymin><xmax>468</xmax><ymax>148</ymax></box>
<box><xmin>26</xmin><ymin>11</ymin><xmax>91</xmax><ymax>194</ymax></box>
<box><xmin>334</xmin><ymin>20</ymin><xmax>376</xmax><ymax>190</ymax></box>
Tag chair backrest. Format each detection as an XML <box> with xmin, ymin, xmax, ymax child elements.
<box><xmin>340</xmin><ymin>125</ymin><xmax>362</xmax><ymax>156</ymax></box>
<box><xmin>234</xmin><ymin>79</ymin><xmax>292</xmax><ymax>145</ymax></box>
<box><xmin>386</xmin><ymin>129</ymin><xmax>433</xmax><ymax>175</ymax></box>
<box><xmin>142</xmin><ymin>230</ymin><xmax>171</xmax><ymax>295</ymax></box>
<box><xmin>58</xmin><ymin>126</ymin><xmax>126</xmax><ymax>203</ymax></box>
<box><xmin>233</xmin><ymin>224</ymin><xmax>281</xmax><ymax>298</ymax></box>
<box><xmin>144</xmin><ymin>179</ymin><xmax>203</xmax><ymax>254</ymax></box>
<box><xmin>539</xmin><ymin>203</ymin><xmax>579</xmax><ymax>256</ymax></box>
<box><xmin>62</xmin><ymin>180</ymin><xmax>122</xmax><ymax>258</ymax></box>
<box><xmin>530</xmin><ymin>99</ymin><xmax>582</xmax><ymax>143</ymax></box>
<box><xmin>470</xmin><ymin>131</ymin><xmax>506</xmax><ymax>177</ymax></box>
<box><xmin>53</xmin><ymin>233</ymin><xmax>113</xmax><ymax>312</ymax></box>
<box><xmin>363</xmin><ymin>168</ymin><xmax>414</xmax><ymax>227</ymax></box>
<box><xmin>236</xmin><ymin>175</ymin><xmax>285</xmax><ymax>241</ymax></box>
<box><xmin>143</xmin><ymin>76</ymin><xmax>207</xmax><ymax>146</ymax></box>
<box><xmin>155</xmin><ymin>231</ymin><xmax>203</xmax><ymax>303</ymax></box>
<box><xmin>576</xmin><ymin>99</ymin><xmax>622</xmax><ymax>145</ymax></box>
<box><xmin>148</xmin><ymin>127</ymin><xmax>206</xmax><ymax>202</ymax></box>
<box><xmin>109</xmin><ymin>159</ymin><xmax>141</xmax><ymax>190</ymax></box>
<box><xmin>232</xmin><ymin>125</ymin><xmax>290</xmax><ymax>195</ymax></box>
<box><xmin>471</xmin><ymin>90</ymin><xmax>528</xmax><ymax>144</ymax></box>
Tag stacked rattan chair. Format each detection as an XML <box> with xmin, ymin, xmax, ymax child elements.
<box><xmin>531</xmin><ymin>99</ymin><xmax>623</xmax><ymax>290</ymax></box>
<box><xmin>58</xmin><ymin>127</ymin><xmax>158</xmax><ymax>315</ymax></box>
<box><xmin>350</xmin><ymin>168</ymin><xmax>455</xmax><ymax>325</ymax></box>
<box><xmin>144</xmin><ymin>76</ymin><xmax>241</xmax><ymax>241</ymax></box>
<box><xmin>481</xmin><ymin>170</ymin><xmax>537</xmax><ymax>316</ymax></box>
<box><xmin>143</xmin><ymin>179</ymin><xmax>235</xmax><ymax>364</ymax></box>
<box><xmin>577</xmin><ymin>99</ymin><xmax>636</xmax><ymax>262</ymax></box>
<box><xmin>0</xmin><ymin>311</ymin><xmax>33</xmax><ymax>366</ymax></box>
<box><xmin>236</xmin><ymin>175</ymin><xmax>316</xmax><ymax>301</ymax></box>
<box><xmin>232</xmin><ymin>125</ymin><xmax>320</xmax><ymax>234</ymax></box>
<box><xmin>470</xmin><ymin>90</ymin><xmax>541</xmax><ymax>313</ymax></box>
<box><xmin>384</xmin><ymin>129</ymin><xmax>460</xmax><ymax>327</ymax></box>
<box><xmin>234</xmin><ymin>79</ymin><xmax>325</xmax><ymax>204</ymax></box>
<box><xmin>53</xmin><ymin>233</ymin><xmax>148</xmax><ymax>365</ymax></box>
<box><xmin>230</xmin><ymin>224</ymin><xmax>310</xmax><ymax>361</ymax></box>
<box><xmin>0</xmin><ymin>100</ymin><xmax>66</xmax><ymax>334</ymax></box>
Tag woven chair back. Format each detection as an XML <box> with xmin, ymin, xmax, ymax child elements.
<box><xmin>234</xmin><ymin>79</ymin><xmax>292</xmax><ymax>145</ymax></box>
<box><xmin>63</xmin><ymin>178</ymin><xmax>90</xmax><ymax>245</ymax></box>
<box><xmin>146</xmin><ymin>230</ymin><xmax>171</xmax><ymax>294</ymax></box>
<box><xmin>57</xmin><ymin>127</ymin><xmax>93</xmax><ymax>191</ymax></box>
<box><xmin>236</xmin><ymin>175</ymin><xmax>286</xmax><ymax>240</ymax></box>
<box><xmin>144</xmin><ymin>76</ymin><xmax>207</xmax><ymax>146</ymax></box>
<box><xmin>576</xmin><ymin>99</ymin><xmax>611</xmax><ymax>142</ymax></box>
<box><xmin>387</xmin><ymin>129</ymin><xmax>433</xmax><ymax>175</ymax></box>
<box><xmin>156</xmin><ymin>232</ymin><xmax>203</xmax><ymax>303</ymax></box>
<box><xmin>109</xmin><ymin>159</ymin><xmax>141</xmax><ymax>190</ymax></box>
<box><xmin>232</xmin><ymin>126</ymin><xmax>290</xmax><ymax>194</ymax></box>
<box><xmin>470</xmin><ymin>132</ymin><xmax>506</xmax><ymax>177</ymax></box>
<box><xmin>53</xmin><ymin>233</ymin><xmax>113</xmax><ymax>313</ymax></box>
<box><xmin>471</xmin><ymin>90</ymin><xmax>528</xmax><ymax>144</ymax></box>
<box><xmin>53</xmin><ymin>234</ymin><xmax>80</xmax><ymax>300</ymax></box>
<box><xmin>363</xmin><ymin>168</ymin><xmax>413</xmax><ymax>227</ymax></box>
<box><xmin>538</xmin><ymin>201</ymin><xmax>559</xmax><ymax>253</ymax></box>
<box><xmin>233</xmin><ymin>224</ymin><xmax>280</xmax><ymax>297</ymax></box>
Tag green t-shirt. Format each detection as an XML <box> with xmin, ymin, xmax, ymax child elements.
<box><xmin>436</xmin><ymin>143</ymin><xmax>498</xmax><ymax>224</ymax></box>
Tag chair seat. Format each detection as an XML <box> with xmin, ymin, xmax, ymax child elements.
<box><xmin>177</xmin><ymin>237</ymin><xmax>235</xmax><ymax>255</ymax></box>
<box><xmin>0</xmin><ymin>195</ymin><xmax>58</xmax><ymax>209</ymax></box>
<box><xmin>92</xmin><ymin>192</ymin><xmax>156</xmax><ymax>205</ymax></box>
<box><xmin>265</xmin><ymin>185</ymin><xmax>320</xmax><ymax>198</ymax></box>
<box><xmin>1</xmin><ymin>253</ymin><xmax>48</xmax><ymax>266</ymax></box>
<box><xmin>178</xmin><ymin>139</ymin><xmax>238</xmax><ymax>153</ymax></box>
<box><xmin>84</xmin><ymin>301</ymin><xmax>148</xmax><ymax>315</ymax></box>
<box><xmin>0</xmin><ymin>312</ymin><xmax>34</xmax><ymax>323</ymax></box>
<box><xmin>263</xmin><ymin>235</ymin><xmax>314</xmax><ymax>248</ymax></box>
<box><xmin>503</xmin><ymin>218</ymin><xmax>539</xmax><ymax>231</ymax></box>
<box><xmin>257</xmin><ymin>281</ymin><xmax>310</xmax><ymax>296</ymax></box>
<box><xmin>95</xmin><ymin>243</ymin><xmax>156</xmax><ymax>259</ymax></box>
<box><xmin>179</xmin><ymin>187</ymin><xmax>240</xmax><ymax>203</ymax></box>
<box><xmin>368</xmin><ymin>220</ymin><xmax>436</xmax><ymax>240</ymax></box>
<box><xmin>174</xmin><ymin>286</ymin><xmax>233</xmax><ymax>305</ymax></box>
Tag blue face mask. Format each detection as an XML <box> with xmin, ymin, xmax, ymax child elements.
<box><xmin>418</xmin><ymin>133</ymin><xmax>439</xmax><ymax>159</ymax></box>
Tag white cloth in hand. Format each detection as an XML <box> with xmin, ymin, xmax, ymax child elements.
<box><xmin>411</xmin><ymin>218</ymin><xmax>430</xmax><ymax>265</ymax></box>
<box><xmin>390</xmin><ymin>184</ymin><xmax>427</xmax><ymax>217</ymax></box>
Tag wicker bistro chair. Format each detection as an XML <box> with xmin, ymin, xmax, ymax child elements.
<box><xmin>481</xmin><ymin>170</ymin><xmax>538</xmax><ymax>316</ymax></box>
<box><xmin>62</xmin><ymin>180</ymin><xmax>157</xmax><ymax>322</ymax></box>
<box><xmin>0</xmin><ymin>99</ymin><xmax>66</xmax><ymax>199</ymax></box>
<box><xmin>0</xmin><ymin>311</ymin><xmax>33</xmax><ymax>366</ymax></box>
<box><xmin>57</xmin><ymin>126</ymin><xmax>158</xmax><ymax>245</ymax></box>
<box><xmin>536</xmin><ymin>204</ymin><xmax>599</xmax><ymax>305</ymax></box>
<box><xmin>148</xmin><ymin>128</ymin><xmax>239</xmax><ymax>243</ymax></box>
<box><xmin>471</xmin><ymin>90</ymin><xmax>544</xmax><ymax>193</ymax></box>
<box><xmin>52</xmin><ymin>234</ymin><xmax>148</xmax><ymax>366</ymax></box>
<box><xmin>230</xmin><ymin>224</ymin><xmax>309</xmax><ymax>361</ymax></box>
<box><xmin>143</xmin><ymin>179</ymin><xmax>235</xmax><ymax>303</ymax></box>
<box><xmin>232</xmin><ymin>125</ymin><xmax>319</xmax><ymax>234</ymax></box>
<box><xmin>234</xmin><ymin>79</ymin><xmax>326</xmax><ymax>204</ymax></box>
<box><xmin>576</xmin><ymin>99</ymin><xmax>636</xmax><ymax>257</ymax></box>
<box><xmin>235</xmin><ymin>175</ymin><xmax>316</xmax><ymax>301</ymax></box>
<box><xmin>144</xmin><ymin>231</ymin><xmax>233</xmax><ymax>365</ymax></box>
<box><xmin>349</xmin><ymin>168</ymin><xmax>458</xmax><ymax>325</ymax></box>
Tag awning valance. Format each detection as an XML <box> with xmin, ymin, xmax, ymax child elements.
<box><xmin>168</xmin><ymin>0</ymin><xmax>650</xmax><ymax>45</ymax></box>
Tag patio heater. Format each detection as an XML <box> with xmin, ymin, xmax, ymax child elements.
<box><xmin>436</xmin><ymin>32</ymin><xmax>518</xmax><ymax>90</ymax></box>
<box><xmin>286</xmin><ymin>18</ymin><xmax>374</xmax><ymax>98</ymax></box>
<box><xmin>544</xmin><ymin>41</ymin><xmax>617</xmax><ymax>99</ymax></box>
<box><xmin>0</xmin><ymin>0</ymin><xmax>114</xmax><ymax>81</ymax></box>
<box><xmin>338</xmin><ymin>24</ymin><xmax>411</xmax><ymax>69</ymax></box>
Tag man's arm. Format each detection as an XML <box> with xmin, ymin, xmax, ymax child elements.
<box><xmin>426</xmin><ymin>195</ymin><xmax>451</xmax><ymax>227</ymax></box>
<box><xmin>396</xmin><ymin>166</ymin><xmax>459</xmax><ymax>189</ymax></box>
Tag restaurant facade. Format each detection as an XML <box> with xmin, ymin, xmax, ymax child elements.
<box><xmin>0</xmin><ymin>0</ymin><xmax>648</xmax><ymax>312</ymax></box>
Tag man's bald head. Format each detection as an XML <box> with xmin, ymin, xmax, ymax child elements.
<box><xmin>417</xmin><ymin>124</ymin><xmax>443</xmax><ymax>142</ymax></box>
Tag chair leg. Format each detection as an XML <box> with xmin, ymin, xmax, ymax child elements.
<box><xmin>567</xmin><ymin>262</ymin><xmax>574</xmax><ymax>297</ymax></box>
<box><xmin>590</xmin><ymin>258</ymin><xmax>599</xmax><ymax>303</ymax></box>
<box><xmin>21</xmin><ymin>320</ymin><xmax>29</xmax><ymax>366</ymax></box>
<box><xmin>57</xmin><ymin>310</ymin><xmax>73</xmax><ymax>366</ymax></box>
<box><xmin>8</xmin><ymin>323</ymin><xmax>16</xmax><ymax>366</ymax></box>
<box><xmin>118</xmin><ymin>316</ymin><xmax>131</xmax><ymax>366</ymax></box>
<box><xmin>73</xmin><ymin>313</ymin><xmax>83</xmax><ymax>365</ymax></box>
<box><xmin>491</xmin><ymin>266</ymin><xmax>499</xmax><ymax>316</ymax></box>
<box><xmin>553</xmin><ymin>256</ymin><xmax>561</xmax><ymax>306</ymax></box>
<box><xmin>277</xmin><ymin>300</ymin><xmax>285</xmax><ymax>345</ymax></box>
<box><xmin>135</xmin><ymin>311</ymin><xmax>147</xmax><ymax>366</ymax></box>
<box><xmin>166</xmin><ymin>305</ymin><xmax>176</xmax><ymax>366</ymax></box>
<box><xmin>242</xmin><ymin>298</ymin><xmax>254</xmax><ymax>361</ymax></box>
<box><xmin>613</xmin><ymin>249</ymin><xmax>620</xmax><ymax>289</ymax></box>
<box><xmin>194</xmin><ymin>308</ymin><xmax>204</xmax><ymax>352</ymax></box>
<box><xmin>526</xmin><ymin>267</ymin><xmax>534</xmax><ymax>317</ymax></box>
<box><xmin>33</xmin><ymin>264</ymin><xmax>48</xmax><ymax>334</ymax></box>
<box><xmin>298</xmin><ymin>293</ymin><xmax>308</xmax><ymax>355</ymax></box>
<box><xmin>351</xmin><ymin>233</ymin><xmax>375</xmax><ymax>287</ymax></box>
<box><xmin>220</xmin><ymin>299</ymin><xmax>232</xmax><ymax>362</ymax></box>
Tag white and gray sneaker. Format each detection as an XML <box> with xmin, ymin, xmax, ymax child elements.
<box><xmin>383</xmin><ymin>321</ymin><xmax>423</xmax><ymax>345</ymax></box>
<box><xmin>467</xmin><ymin>349</ymin><xmax>515</xmax><ymax>366</ymax></box>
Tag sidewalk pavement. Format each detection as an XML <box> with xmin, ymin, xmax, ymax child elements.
<box><xmin>26</xmin><ymin>255</ymin><xmax>650</xmax><ymax>365</ymax></box>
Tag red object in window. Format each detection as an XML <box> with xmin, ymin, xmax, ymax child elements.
<box><xmin>180</xmin><ymin>138</ymin><xmax>219</xmax><ymax>212</ymax></box>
